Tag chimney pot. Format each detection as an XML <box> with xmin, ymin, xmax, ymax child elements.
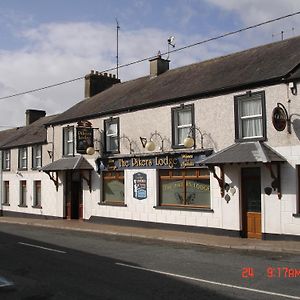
<box><xmin>91</xmin><ymin>70</ymin><xmax>94</xmax><ymax>74</ymax></box>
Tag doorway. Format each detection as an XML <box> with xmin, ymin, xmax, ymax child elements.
<box><xmin>241</xmin><ymin>167</ymin><xmax>262</xmax><ymax>239</ymax></box>
<box><xmin>65</xmin><ymin>171</ymin><xmax>83</xmax><ymax>219</ymax></box>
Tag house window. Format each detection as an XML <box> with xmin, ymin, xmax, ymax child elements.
<box><xmin>159</xmin><ymin>169</ymin><xmax>210</xmax><ymax>208</ymax></box>
<box><xmin>63</xmin><ymin>126</ymin><xmax>74</xmax><ymax>156</ymax></box>
<box><xmin>19</xmin><ymin>180</ymin><xmax>27</xmax><ymax>207</ymax></box>
<box><xmin>32</xmin><ymin>145</ymin><xmax>42</xmax><ymax>169</ymax></box>
<box><xmin>18</xmin><ymin>147</ymin><xmax>28</xmax><ymax>170</ymax></box>
<box><xmin>2</xmin><ymin>150</ymin><xmax>10</xmax><ymax>170</ymax></box>
<box><xmin>33</xmin><ymin>180</ymin><xmax>41</xmax><ymax>208</ymax></box>
<box><xmin>3</xmin><ymin>181</ymin><xmax>9</xmax><ymax>205</ymax></box>
<box><xmin>104</xmin><ymin>118</ymin><xmax>119</xmax><ymax>153</ymax></box>
<box><xmin>234</xmin><ymin>91</ymin><xmax>266</xmax><ymax>141</ymax></box>
<box><xmin>102</xmin><ymin>171</ymin><xmax>124</xmax><ymax>205</ymax></box>
<box><xmin>172</xmin><ymin>104</ymin><xmax>194</xmax><ymax>148</ymax></box>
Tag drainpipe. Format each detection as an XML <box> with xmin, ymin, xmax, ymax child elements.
<box><xmin>0</xmin><ymin>150</ymin><xmax>3</xmax><ymax>216</ymax></box>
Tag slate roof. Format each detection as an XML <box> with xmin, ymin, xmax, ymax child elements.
<box><xmin>201</xmin><ymin>142</ymin><xmax>286</xmax><ymax>165</ymax></box>
<box><xmin>0</xmin><ymin>115</ymin><xmax>58</xmax><ymax>150</ymax></box>
<box><xmin>41</xmin><ymin>156</ymin><xmax>93</xmax><ymax>172</ymax></box>
<box><xmin>48</xmin><ymin>36</ymin><xmax>300</xmax><ymax>126</ymax></box>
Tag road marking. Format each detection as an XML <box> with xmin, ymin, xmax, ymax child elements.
<box><xmin>0</xmin><ymin>276</ymin><xmax>14</xmax><ymax>288</ymax></box>
<box><xmin>18</xmin><ymin>242</ymin><xmax>66</xmax><ymax>254</ymax></box>
<box><xmin>116</xmin><ymin>263</ymin><xmax>300</xmax><ymax>300</ymax></box>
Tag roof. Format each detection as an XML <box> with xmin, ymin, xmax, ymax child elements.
<box><xmin>0</xmin><ymin>115</ymin><xmax>58</xmax><ymax>150</ymax></box>
<box><xmin>201</xmin><ymin>142</ymin><xmax>286</xmax><ymax>165</ymax></box>
<box><xmin>41</xmin><ymin>156</ymin><xmax>93</xmax><ymax>172</ymax></box>
<box><xmin>48</xmin><ymin>36</ymin><xmax>300</xmax><ymax>126</ymax></box>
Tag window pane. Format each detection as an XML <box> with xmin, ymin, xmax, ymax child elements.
<box><xmin>160</xmin><ymin>180</ymin><xmax>184</xmax><ymax>205</ymax></box>
<box><xmin>186</xmin><ymin>179</ymin><xmax>210</xmax><ymax>207</ymax></box>
<box><xmin>34</xmin><ymin>181</ymin><xmax>41</xmax><ymax>206</ymax></box>
<box><xmin>241</xmin><ymin>99</ymin><xmax>262</xmax><ymax>117</ymax></box>
<box><xmin>178</xmin><ymin>127</ymin><xmax>190</xmax><ymax>145</ymax></box>
<box><xmin>242</xmin><ymin>118</ymin><xmax>262</xmax><ymax>137</ymax></box>
<box><xmin>107</xmin><ymin>123</ymin><xmax>117</xmax><ymax>135</ymax></box>
<box><xmin>178</xmin><ymin>110</ymin><xmax>192</xmax><ymax>125</ymax></box>
<box><xmin>103</xmin><ymin>179</ymin><xmax>124</xmax><ymax>203</ymax></box>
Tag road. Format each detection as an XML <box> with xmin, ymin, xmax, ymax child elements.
<box><xmin>0</xmin><ymin>223</ymin><xmax>299</xmax><ymax>299</ymax></box>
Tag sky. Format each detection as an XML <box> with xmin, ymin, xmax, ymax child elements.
<box><xmin>1</xmin><ymin>0</ymin><xmax>300</xmax><ymax>128</ymax></box>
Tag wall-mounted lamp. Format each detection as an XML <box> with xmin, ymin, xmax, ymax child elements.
<box><xmin>184</xmin><ymin>126</ymin><xmax>205</xmax><ymax>149</ymax></box>
<box><xmin>289</xmin><ymin>81</ymin><xmax>297</xmax><ymax>95</ymax></box>
<box><xmin>140</xmin><ymin>131</ymin><xmax>167</xmax><ymax>152</ymax></box>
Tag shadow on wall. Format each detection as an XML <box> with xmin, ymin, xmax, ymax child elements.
<box><xmin>292</xmin><ymin>117</ymin><xmax>300</xmax><ymax>140</ymax></box>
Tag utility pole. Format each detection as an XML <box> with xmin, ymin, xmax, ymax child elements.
<box><xmin>116</xmin><ymin>18</ymin><xmax>120</xmax><ymax>79</ymax></box>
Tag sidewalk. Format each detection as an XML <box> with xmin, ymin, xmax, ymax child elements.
<box><xmin>0</xmin><ymin>216</ymin><xmax>299</xmax><ymax>254</ymax></box>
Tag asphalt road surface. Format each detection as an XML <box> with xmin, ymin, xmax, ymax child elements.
<box><xmin>0</xmin><ymin>223</ymin><xmax>299</xmax><ymax>300</ymax></box>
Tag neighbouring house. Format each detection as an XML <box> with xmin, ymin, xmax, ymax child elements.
<box><xmin>2</xmin><ymin>36</ymin><xmax>300</xmax><ymax>240</ymax></box>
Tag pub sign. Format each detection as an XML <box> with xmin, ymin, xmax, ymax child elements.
<box><xmin>133</xmin><ymin>172</ymin><xmax>147</xmax><ymax>200</ymax></box>
<box><xmin>76</xmin><ymin>127</ymin><xmax>94</xmax><ymax>154</ymax></box>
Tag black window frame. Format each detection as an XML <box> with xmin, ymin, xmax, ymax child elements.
<box><xmin>104</xmin><ymin>117</ymin><xmax>120</xmax><ymax>154</ymax></box>
<box><xmin>63</xmin><ymin>126</ymin><xmax>75</xmax><ymax>157</ymax></box>
<box><xmin>32</xmin><ymin>144</ymin><xmax>42</xmax><ymax>170</ymax></box>
<box><xmin>3</xmin><ymin>181</ymin><xmax>9</xmax><ymax>205</ymax></box>
<box><xmin>171</xmin><ymin>104</ymin><xmax>195</xmax><ymax>149</ymax></box>
<box><xmin>32</xmin><ymin>180</ymin><xmax>42</xmax><ymax>208</ymax></box>
<box><xmin>18</xmin><ymin>147</ymin><xmax>28</xmax><ymax>170</ymax></box>
<box><xmin>19</xmin><ymin>180</ymin><xmax>27</xmax><ymax>207</ymax></box>
<box><xmin>234</xmin><ymin>91</ymin><xmax>267</xmax><ymax>142</ymax></box>
<box><xmin>2</xmin><ymin>150</ymin><xmax>11</xmax><ymax>171</ymax></box>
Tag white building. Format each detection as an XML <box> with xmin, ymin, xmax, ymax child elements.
<box><xmin>1</xmin><ymin>36</ymin><xmax>300</xmax><ymax>240</ymax></box>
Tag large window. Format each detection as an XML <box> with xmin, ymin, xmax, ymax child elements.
<box><xmin>159</xmin><ymin>169</ymin><xmax>210</xmax><ymax>208</ymax></box>
<box><xmin>33</xmin><ymin>180</ymin><xmax>42</xmax><ymax>208</ymax></box>
<box><xmin>18</xmin><ymin>147</ymin><xmax>28</xmax><ymax>170</ymax></box>
<box><xmin>234</xmin><ymin>91</ymin><xmax>266</xmax><ymax>141</ymax></box>
<box><xmin>19</xmin><ymin>180</ymin><xmax>27</xmax><ymax>207</ymax></box>
<box><xmin>32</xmin><ymin>145</ymin><xmax>42</xmax><ymax>169</ymax></box>
<box><xmin>102</xmin><ymin>171</ymin><xmax>124</xmax><ymax>205</ymax></box>
<box><xmin>172</xmin><ymin>104</ymin><xmax>194</xmax><ymax>148</ymax></box>
<box><xmin>3</xmin><ymin>181</ymin><xmax>9</xmax><ymax>205</ymax></box>
<box><xmin>63</xmin><ymin>126</ymin><xmax>74</xmax><ymax>156</ymax></box>
<box><xmin>104</xmin><ymin>118</ymin><xmax>119</xmax><ymax>153</ymax></box>
<box><xmin>2</xmin><ymin>150</ymin><xmax>10</xmax><ymax>171</ymax></box>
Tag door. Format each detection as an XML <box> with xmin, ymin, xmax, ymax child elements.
<box><xmin>241</xmin><ymin>168</ymin><xmax>262</xmax><ymax>239</ymax></box>
<box><xmin>65</xmin><ymin>171</ymin><xmax>83</xmax><ymax>220</ymax></box>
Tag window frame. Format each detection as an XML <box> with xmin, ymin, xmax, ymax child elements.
<box><xmin>2</xmin><ymin>150</ymin><xmax>10</xmax><ymax>171</ymax></box>
<box><xmin>32</xmin><ymin>145</ymin><xmax>42</xmax><ymax>169</ymax></box>
<box><xmin>101</xmin><ymin>171</ymin><xmax>125</xmax><ymax>206</ymax></box>
<box><xmin>159</xmin><ymin>168</ymin><xmax>211</xmax><ymax>209</ymax></box>
<box><xmin>104</xmin><ymin>117</ymin><xmax>120</xmax><ymax>154</ymax></box>
<box><xmin>171</xmin><ymin>104</ymin><xmax>195</xmax><ymax>149</ymax></box>
<box><xmin>18</xmin><ymin>147</ymin><xmax>28</xmax><ymax>170</ymax></box>
<box><xmin>19</xmin><ymin>180</ymin><xmax>27</xmax><ymax>207</ymax></box>
<box><xmin>63</xmin><ymin>126</ymin><xmax>75</xmax><ymax>157</ymax></box>
<box><xmin>33</xmin><ymin>180</ymin><xmax>42</xmax><ymax>208</ymax></box>
<box><xmin>234</xmin><ymin>91</ymin><xmax>267</xmax><ymax>142</ymax></box>
<box><xmin>3</xmin><ymin>181</ymin><xmax>9</xmax><ymax>205</ymax></box>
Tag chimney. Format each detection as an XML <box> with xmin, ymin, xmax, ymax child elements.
<box><xmin>84</xmin><ymin>70</ymin><xmax>121</xmax><ymax>98</ymax></box>
<box><xmin>25</xmin><ymin>109</ymin><xmax>46</xmax><ymax>126</ymax></box>
<box><xmin>149</xmin><ymin>53</ymin><xmax>169</xmax><ymax>78</ymax></box>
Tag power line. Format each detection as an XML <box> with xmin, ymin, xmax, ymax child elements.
<box><xmin>0</xmin><ymin>10</ymin><xmax>299</xmax><ymax>102</ymax></box>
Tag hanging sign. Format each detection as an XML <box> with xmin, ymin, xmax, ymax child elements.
<box><xmin>133</xmin><ymin>172</ymin><xmax>147</xmax><ymax>200</ymax></box>
<box><xmin>272</xmin><ymin>106</ymin><xmax>287</xmax><ymax>132</ymax></box>
<box><xmin>76</xmin><ymin>127</ymin><xmax>94</xmax><ymax>154</ymax></box>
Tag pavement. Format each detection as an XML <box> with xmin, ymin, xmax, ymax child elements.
<box><xmin>0</xmin><ymin>216</ymin><xmax>299</xmax><ymax>254</ymax></box>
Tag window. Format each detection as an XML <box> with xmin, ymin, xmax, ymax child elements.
<box><xmin>104</xmin><ymin>118</ymin><xmax>119</xmax><ymax>153</ymax></box>
<box><xmin>33</xmin><ymin>181</ymin><xmax>41</xmax><ymax>208</ymax></box>
<box><xmin>2</xmin><ymin>150</ymin><xmax>10</xmax><ymax>170</ymax></box>
<box><xmin>172</xmin><ymin>104</ymin><xmax>194</xmax><ymax>148</ymax></box>
<box><xmin>18</xmin><ymin>147</ymin><xmax>28</xmax><ymax>170</ymax></box>
<box><xmin>19</xmin><ymin>180</ymin><xmax>27</xmax><ymax>207</ymax></box>
<box><xmin>32</xmin><ymin>145</ymin><xmax>42</xmax><ymax>169</ymax></box>
<box><xmin>63</xmin><ymin>126</ymin><xmax>74</xmax><ymax>156</ymax></box>
<box><xmin>159</xmin><ymin>169</ymin><xmax>210</xmax><ymax>208</ymax></box>
<box><xmin>234</xmin><ymin>91</ymin><xmax>266</xmax><ymax>141</ymax></box>
<box><xmin>102</xmin><ymin>171</ymin><xmax>124</xmax><ymax>205</ymax></box>
<box><xmin>3</xmin><ymin>181</ymin><xmax>9</xmax><ymax>205</ymax></box>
